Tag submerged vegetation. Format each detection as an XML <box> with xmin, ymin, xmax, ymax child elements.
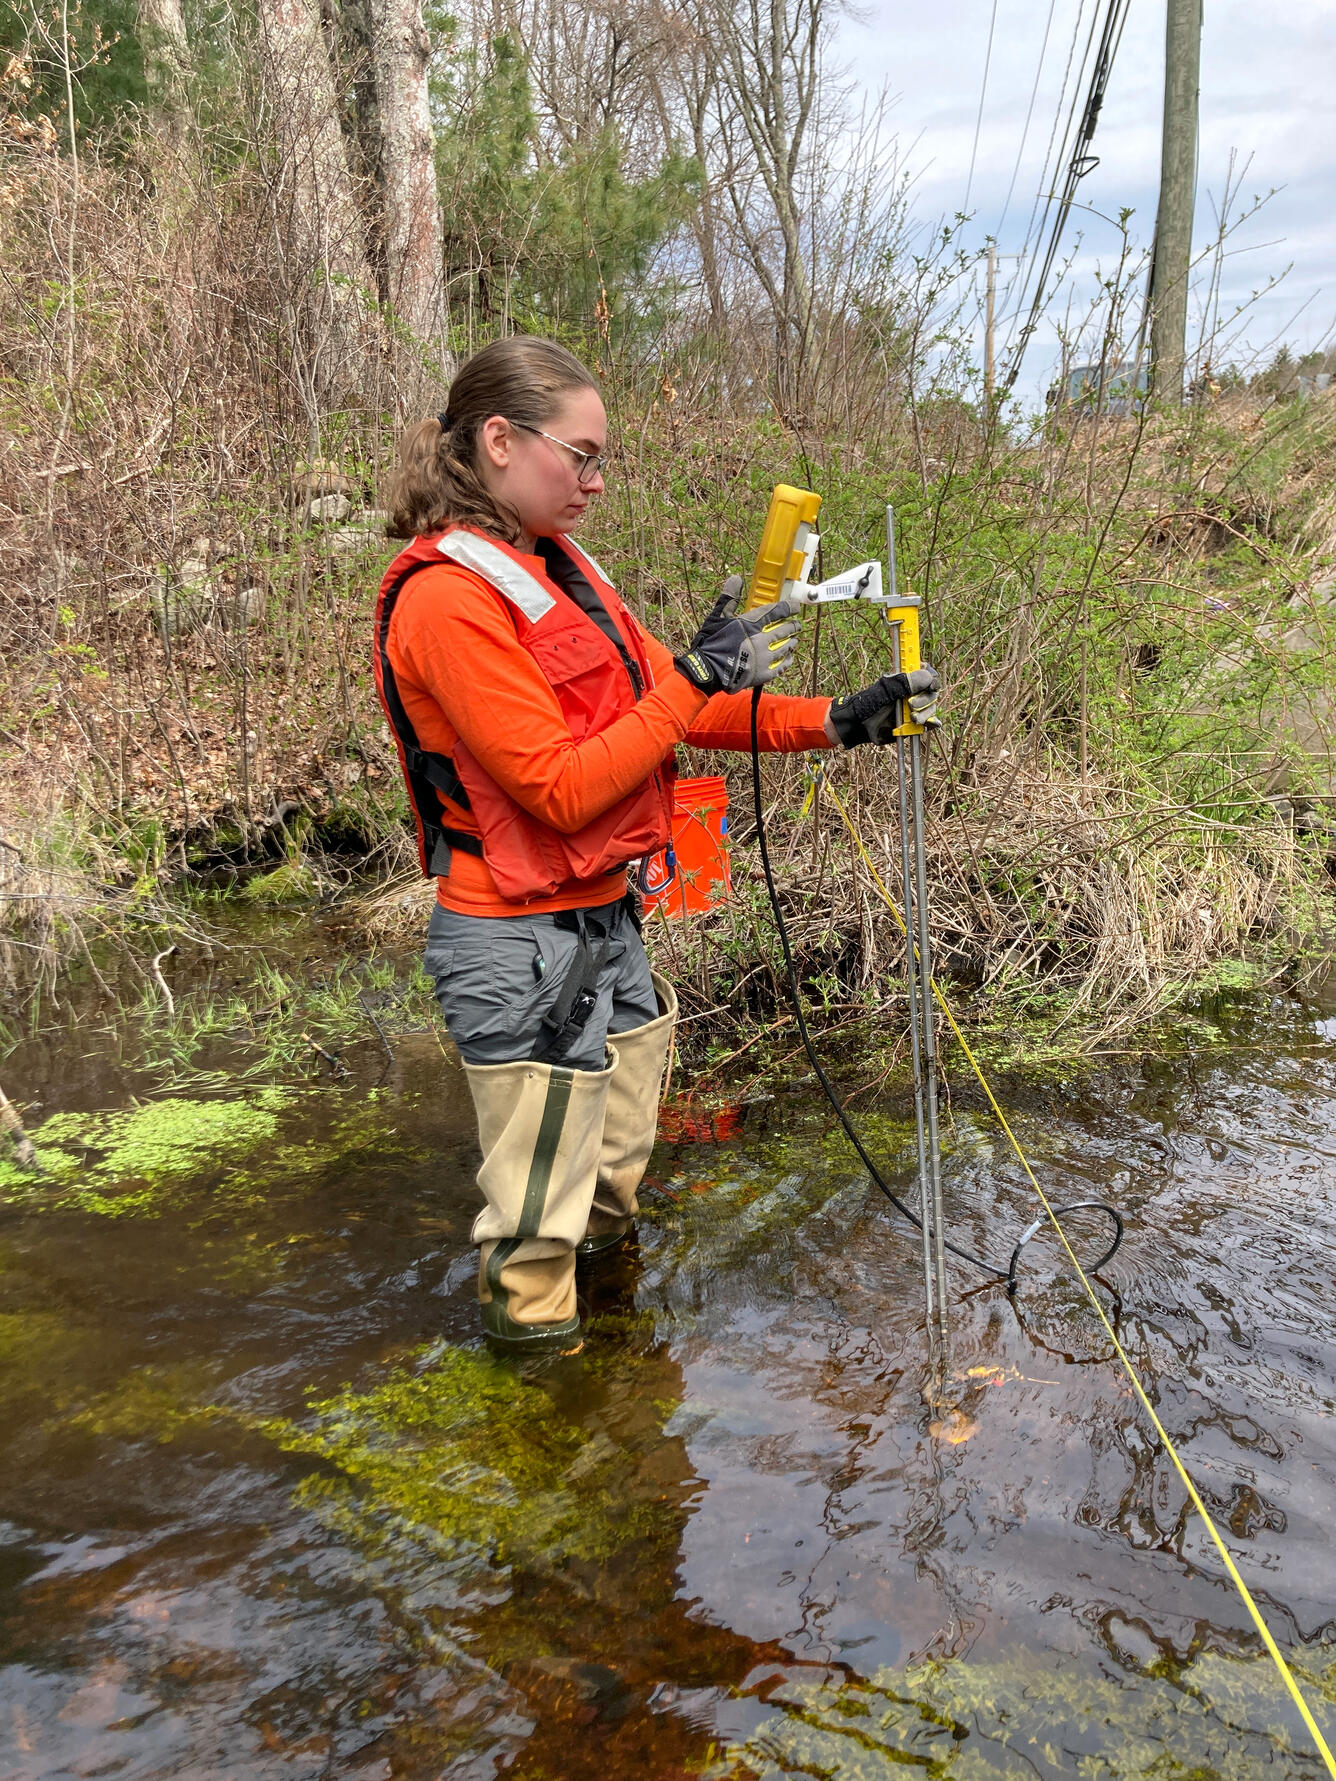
<box><xmin>0</xmin><ymin>1080</ymin><xmax>433</xmax><ymax>1216</ymax></box>
<box><xmin>254</xmin><ymin>1341</ymin><xmax>677</xmax><ymax>1576</ymax></box>
<box><xmin>0</xmin><ymin>1089</ymin><xmax>292</xmax><ymax>1211</ymax></box>
<box><xmin>704</xmin><ymin>1650</ymin><xmax>1336</xmax><ymax>1779</ymax></box>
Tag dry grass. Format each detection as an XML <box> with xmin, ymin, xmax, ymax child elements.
<box><xmin>348</xmin><ymin>743</ymin><xmax>1311</xmax><ymax>1058</ymax></box>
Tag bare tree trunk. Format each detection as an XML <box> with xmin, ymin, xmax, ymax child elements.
<box><xmin>371</xmin><ymin>0</ymin><xmax>451</xmax><ymax>391</ymax></box>
<box><xmin>138</xmin><ymin>0</ymin><xmax>189</xmax><ymax>114</ymax></box>
<box><xmin>257</xmin><ymin>0</ymin><xmax>376</xmax><ymax>406</ymax></box>
<box><xmin>647</xmin><ymin>42</ymin><xmax>728</xmax><ymax>336</ymax></box>
<box><xmin>138</xmin><ymin>0</ymin><xmax>192</xmax><ymax>150</ymax></box>
<box><xmin>331</xmin><ymin>0</ymin><xmax>386</xmax><ymax>283</ymax></box>
<box><xmin>688</xmin><ymin>86</ymin><xmax>728</xmax><ymax>335</ymax></box>
<box><xmin>690</xmin><ymin>0</ymin><xmax>824</xmax><ymax>416</ymax></box>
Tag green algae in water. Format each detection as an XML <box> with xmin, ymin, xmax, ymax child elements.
<box><xmin>705</xmin><ymin>1651</ymin><xmax>1336</xmax><ymax>1779</ymax></box>
<box><xmin>0</xmin><ymin>1316</ymin><xmax>229</xmax><ymax>1435</ymax></box>
<box><xmin>0</xmin><ymin>1088</ymin><xmax>428</xmax><ymax>1219</ymax></box>
<box><xmin>56</xmin><ymin>1363</ymin><xmax>231</xmax><ymax>1446</ymax></box>
<box><xmin>256</xmin><ymin>1343</ymin><xmax>672</xmax><ymax>1577</ymax></box>
<box><xmin>0</xmin><ymin>1089</ymin><xmax>293</xmax><ymax>1214</ymax></box>
<box><xmin>0</xmin><ymin>1309</ymin><xmax>92</xmax><ymax>1411</ymax></box>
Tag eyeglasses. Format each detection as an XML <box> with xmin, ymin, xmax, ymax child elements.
<box><xmin>511</xmin><ymin>421</ymin><xmax>606</xmax><ymax>487</ymax></box>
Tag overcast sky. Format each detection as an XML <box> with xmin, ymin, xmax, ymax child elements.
<box><xmin>834</xmin><ymin>0</ymin><xmax>1336</xmax><ymax>405</ymax></box>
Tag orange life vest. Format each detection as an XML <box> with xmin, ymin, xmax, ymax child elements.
<box><xmin>374</xmin><ymin>527</ymin><xmax>676</xmax><ymax>903</ymax></box>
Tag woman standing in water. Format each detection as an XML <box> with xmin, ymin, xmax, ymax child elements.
<box><xmin>375</xmin><ymin>335</ymin><xmax>938</xmax><ymax>1351</ymax></box>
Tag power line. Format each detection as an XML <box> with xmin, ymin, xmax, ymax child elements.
<box><xmin>963</xmin><ymin>0</ymin><xmax>1000</xmax><ymax>214</ymax></box>
<box><xmin>1005</xmin><ymin>0</ymin><xmax>1094</xmax><ymax>337</ymax></box>
<box><xmin>996</xmin><ymin>0</ymin><xmax>1059</xmax><ymax>237</ymax></box>
<box><xmin>1016</xmin><ymin>0</ymin><xmax>1092</xmax><ymax>263</ymax></box>
<box><xmin>1002</xmin><ymin>0</ymin><xmax>1133</xmax><ymax>393</ymax></box>
<box><xmin>1013</xmin><ymin>0</ymin><xmax>1102</xmax><ymax>318</ymax></box>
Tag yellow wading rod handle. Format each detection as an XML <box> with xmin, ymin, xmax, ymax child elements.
<box><xmin>885</xmin><ymin>602</ymin><xmax>926</xmax><ymax>738</ymax></box>
<box><xmin>745</xmin><ymin>484</ymin><xmax>822</xmax><ymax>611</ymax></box>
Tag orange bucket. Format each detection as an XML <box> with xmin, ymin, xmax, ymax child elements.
<box><xmin>640</xmin><ymin>775</ymin><xmax>732</xmax><ymax>917</ymax></box>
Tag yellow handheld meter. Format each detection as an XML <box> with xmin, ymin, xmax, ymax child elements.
<box><xmin>745</xmin><ymin>484</ymin><xmax>822</xmax><ymax>611</ymax></box>
<box><xmin>741</xmin><ymin>484</ymin><xmax>932</xmax><ymax>733</ymax></box>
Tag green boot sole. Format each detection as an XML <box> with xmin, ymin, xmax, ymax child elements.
<box><xmin>481</xmin><ymin>1298</ymin><xmax>583</xmax><ymax>1352</ymax></box>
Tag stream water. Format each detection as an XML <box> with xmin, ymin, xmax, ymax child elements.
<box><xmin>1</xmin><ymin>949</ymin><xmax>1334</xmax><ymax>1778</ymax></box>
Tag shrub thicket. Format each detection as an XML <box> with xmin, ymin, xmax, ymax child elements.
<box><xmin>1</xmin><ymin>2</ymin><xmax>1333</xmax><ymax>1044</ymax></box>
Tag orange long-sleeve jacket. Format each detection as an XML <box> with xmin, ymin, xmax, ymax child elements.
<box><xmin>385</xmin><ymin>550</ymin><xmax>835</xmax><ymax>916</ymax></box>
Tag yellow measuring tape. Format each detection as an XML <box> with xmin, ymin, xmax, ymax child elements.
<box><xmin>812</xmin><ymin>763</ymin><xmax>1336</xmax><ymax>1773</ymax></box>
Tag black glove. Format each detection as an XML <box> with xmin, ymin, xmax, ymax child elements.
<box><xmin>828</xmin><ymin>667</ymin><xmax>941</xmax><ymax>748</ymax></box>
<box><xmin>674</xmin><ymin>576</ymin><xmax>800</xmax><ymax>695</ymax></box>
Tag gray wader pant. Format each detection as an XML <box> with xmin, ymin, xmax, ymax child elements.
<box><xmin>425</xmin><ymin>895</ymin><xmax>678</xmax><ymax>1342</ymax></box>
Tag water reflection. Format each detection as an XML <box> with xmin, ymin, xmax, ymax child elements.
<box><xmin>0</xmin><ymin>1002</ymin><xmax>1334</xmax><ymax>1775</ymax></box>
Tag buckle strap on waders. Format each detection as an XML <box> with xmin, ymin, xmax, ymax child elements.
<box><xmin>532</xmin><ymin>909</ymin><xmax>616</xmax><ymax>1063</ymax></box>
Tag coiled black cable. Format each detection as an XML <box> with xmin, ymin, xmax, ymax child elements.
<box><xmin>748</xmin><ymin>688</ymin><xmax>1123</xmax><ymax>1293</ymax></box>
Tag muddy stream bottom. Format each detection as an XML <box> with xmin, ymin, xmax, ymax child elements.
<box><xmin>1</xmin><ymin>971</ymin><xmax>1335</xmax><ymax>1778</ymax></box>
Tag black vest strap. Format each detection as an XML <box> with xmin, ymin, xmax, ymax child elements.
<box><xmin>402</xmin><ymin>742</ymin><xmax>470</xmax><ymax>810</ymax></box>
<box><xmin>534</xmin><ymin>539</ymin><xmax>644</xmax><ymax>698</ymax></box>
<box><xmin>377</xmin><ymin>557</ymin><xmax>482</xmax><ymax>875</ymax></box>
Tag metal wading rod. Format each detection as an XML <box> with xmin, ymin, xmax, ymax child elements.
<box><xmin>909</xmin><ymin>730</ymin><xmax>949</xmax><ymax>1346</ymax></box>
<box><xmin>887</xmin><ymin>507</ymin><xmax>948</xmax><ymax>1354</ymax></box>
<box><xmin>746</xmin><ymin>491</ymin><xmax>1127</xmax><ymax>1364</ymax></box>
<box><xmin>886</xmin><ymin>508</ymin><xmax>938</xmax><ymax>1361</ymax></box>
<box><xmin>899</xmin><ymin>731</ymin><xmax>939</xmax><ymax>1358</ymax></box>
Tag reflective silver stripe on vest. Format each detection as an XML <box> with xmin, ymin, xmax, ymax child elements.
<box><xmin>564</xmin><ymin>538</ymin><xmax>611</xmax><ymax>589</ymax></box>
<box><xmin>437</xmin><ymin>531</ymin><xmax>556</xmax><ymax>623</ymax></box>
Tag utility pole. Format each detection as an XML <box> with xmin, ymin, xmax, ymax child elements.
<box><xmin>984</xmin><ymin>241</ymin><xmax>997</xmax><ymax>409</ymax></box>
<box><xmin>1149</xmin><ymin>0</ymin><xmax>1202</xmax><ymax>403</ymax></box>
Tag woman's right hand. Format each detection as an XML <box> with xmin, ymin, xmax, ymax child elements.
<box><xmin>826</xmin><ymin>667</ymin><xmax>941</xmax><ymax>747</ymax></box>
<box><xmin>673</xmin><ymin>576</ymin><xmax>800</xmax><ymax>695</ymax></box>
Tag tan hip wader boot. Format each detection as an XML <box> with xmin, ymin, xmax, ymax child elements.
<box><xmin>464</xmin><ymin>1048</ymin><xmax>617</xmax><ymax>1350</ymax></box>
<box><xmin>579</xmin><ymin>971</ymin><xmax>678</xmax><ymax>1261</ymax></box>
